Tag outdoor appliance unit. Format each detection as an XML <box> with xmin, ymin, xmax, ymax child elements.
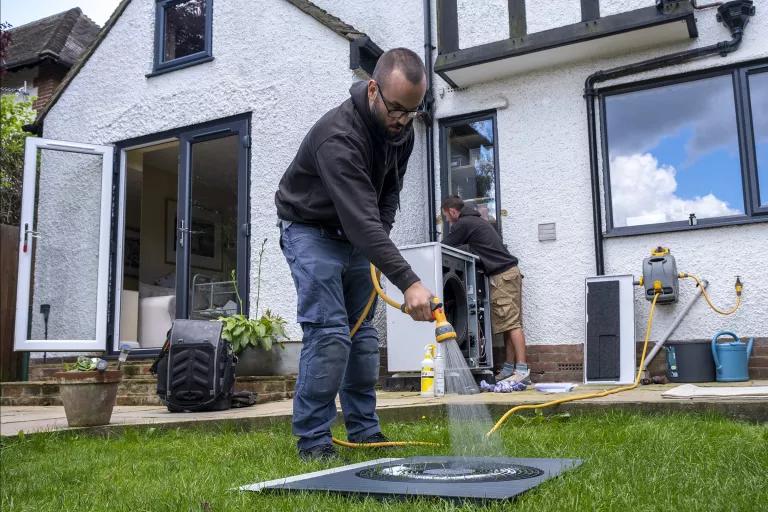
<box><xmin>384</xmin><ymin>242</ymin><xmax>493</xmax><ymax>375</ymax></box>
<box><xmin>584</xmin><ymin>275</ymin><xmax>636</xmax><ymax>384</ymax></box>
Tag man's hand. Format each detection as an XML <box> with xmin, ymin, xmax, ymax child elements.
<box><xmin>404</xmin><ymin>281</ymin><xmax>434</xmax><ymax>322</ymax></box>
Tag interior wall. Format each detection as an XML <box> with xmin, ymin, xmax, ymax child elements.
<box><xmin>139</xmin><ymin>159</ymin><xmax>178</xmax><ymax>288</ymax></box>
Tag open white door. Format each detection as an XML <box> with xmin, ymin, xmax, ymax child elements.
<box><xmin>14</xmin><ymin>138</ymin><xmax>114</xmax><ymax>352</ymax></box>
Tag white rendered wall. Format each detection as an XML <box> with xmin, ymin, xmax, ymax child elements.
<box><xmin>601</xmin><ymin>0</ymin><xmax>656</xmax><ymax>18</ymax></box>
<box><xmin>42</xmin><ymin>0</ymin><xmax>426</xmax><ymax>342</ymax></box>
<box><xmin>457</xmin><ymin>0</ymin><xmax>509</xmax><ymax>48</ymax></box>
<box><xmin>526</xmin><ymin>0</ymin><xmax>582</xmax><ymax>34</ymax></box>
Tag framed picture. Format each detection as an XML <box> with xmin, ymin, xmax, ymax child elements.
<box><xmin>124</xmin><ymin>228</ymin><xmax>140</xmax><ymax>278</ymax></box>
<box><xmin>165</xmin><ymin>199</ymin><xmax>222</xmax><ymax>271</ymax></box>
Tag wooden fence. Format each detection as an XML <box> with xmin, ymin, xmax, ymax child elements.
<box><xmin>1</xmin><ymin>224</ymin><xmax>22</xmax><ymax>381</ymax></box>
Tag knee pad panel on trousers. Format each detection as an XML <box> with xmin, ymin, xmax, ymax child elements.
<box><xmin>301</xmin><ymin>327</ymin><xmax>350</xmax><ymax>402</ymax></box>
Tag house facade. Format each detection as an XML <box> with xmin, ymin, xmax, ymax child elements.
<box><xmin>15</xmin><ymin>0</ymin><xmax>767</xmax><ymax>381</ymax></box>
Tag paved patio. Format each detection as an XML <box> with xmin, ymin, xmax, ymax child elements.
<box><xmin>2</xmin><ymin>381</ymin><xmax>766</xmax><ymax>437</ymax></box>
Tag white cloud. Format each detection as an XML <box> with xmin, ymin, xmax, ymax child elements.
<box><xmin>610</xmin><ymin>153</ymin><xmax>740</xmax><ymax>227</ymax></box>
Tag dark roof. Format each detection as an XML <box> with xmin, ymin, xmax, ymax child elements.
<box><xmin>3</xmin><ymin>8</ymin><xmax>101</xmax><ymax>70</ymax></box>
<box><xmin>29</xmin><ymin>0</ymin><xmax>379</xmax><ymax>133</ymax></box>
<box><xmin>283</xmin><ymin>0</ymin><xmax>366</xmax><ymax>41</ymax></box>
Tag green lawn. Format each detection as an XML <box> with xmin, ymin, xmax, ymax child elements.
<box><xmin>2</xmin><ymin>411</ymin><xmax>766</xmax><ymax>511</ymax></box>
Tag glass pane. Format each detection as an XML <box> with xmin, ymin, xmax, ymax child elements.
<box><xmin>748</xmin><ymin>71</ymin><xmax>768</xmax><ymax>206</ymax></box>
<box><xmin>446</xmin><ymin>118</ymin><xmax>498</xmax><ymax>230</ymax></box>
<box><xmin>163</xmin><ymin>0</ymin><xmax>206</xmax><ymax>62</ymax></box>
<box><xmin>188</xmin><ymin>135</ymin><xmax>239</xmax><ymax>320</ymax></box>
<box><xmin>120</xmin><ymin>142</ymin><xmax>179</xmax><ymax>348</ymax></box>
<box><xmin>605</xmin><ymin>75</ymin><xmax>744</xmax><ymax>228</ymax></box>
<box><xmin>28</xmin><ymin>150</ymin><xmax>103</xmax><ymax>341</ymax></box>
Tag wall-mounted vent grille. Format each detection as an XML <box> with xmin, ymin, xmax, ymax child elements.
<box><xmin>538</xmin><ymin>223</ymin><xmax>556</xmax><ymax>241</ymax></box>
<box><xmin>558</xmin><ymin>363</ymin><xmax>583</xmax><ymax>372</ymax></box>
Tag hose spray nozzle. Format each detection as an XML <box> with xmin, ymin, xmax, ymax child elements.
<box><xmin>735</xmin><ymin>276</ymin><xmax>743</xmax><ymax>296</ymax></box>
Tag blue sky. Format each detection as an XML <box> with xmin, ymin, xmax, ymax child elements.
<box><xmin>652</xmin><ymin>126</ymin><xmax>743</xmax><ymax>210</ymax></box>
<box><xmin>1</xmin><ymin>0</ymin><xmax>121</xmax><ymax>27</ymax></box>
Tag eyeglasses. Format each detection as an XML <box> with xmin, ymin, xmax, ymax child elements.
<box><xmin>376</xmin><ymin>84</ymin><xmax>424</xmax><ymax>120</ymax></box>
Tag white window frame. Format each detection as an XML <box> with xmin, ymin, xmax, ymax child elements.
<box><xmin>14</xmin><ymin>138</ymin><xmax>114</xmax><ymax>352</ymax></box>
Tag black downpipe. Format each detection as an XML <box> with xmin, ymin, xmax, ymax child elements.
<box><xmin>424</xmin><ymin>0</ymin><xmax>437</xmax><ymax>242</ymax></box>
<box><xmin>585</xmin><ymin>0</ymin><xmax>754</xmax><ymax>275</ymax></box>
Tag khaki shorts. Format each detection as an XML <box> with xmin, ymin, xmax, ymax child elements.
<box><xmin>489</xmin><ymin>266</ymin><xmax>523</xmax><ymax>335</ymax></box>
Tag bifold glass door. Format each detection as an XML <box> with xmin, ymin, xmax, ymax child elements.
<box><xmin>15</xmin><ymin>138</ymin><xmax>114</xmax><ymax>351</ymax></box>
<box><xmin>113</xmin><ymin>119</ymin><xmax>249</xmax><ymax>351</ymax></box>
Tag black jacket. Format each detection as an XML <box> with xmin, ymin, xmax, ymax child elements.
<box><xmin>275</xmin><ymin>81</ymin><xmax>419</xmax><ymax>292</ymax></box>
<box><xmin>442</xmin><ymin>206</ymin><xmax>518</xmax><ymax>275</ymax></box>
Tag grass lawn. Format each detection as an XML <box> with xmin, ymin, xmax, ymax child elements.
<box><xmin>2</xmin><ymin>411</ymin><xmax>766</xmax><ymax>511</ymax></box>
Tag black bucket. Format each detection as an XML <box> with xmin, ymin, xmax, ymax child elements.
<box><xmin>665</xmin><ymin>340</ymin><xmax>716</xmax><ymax>383</ymax></box>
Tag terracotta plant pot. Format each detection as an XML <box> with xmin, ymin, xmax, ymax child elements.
<box><xmin>54</xmin><ymin>370</ymin><xmax>122</xmax><ymax>427</ymax></box>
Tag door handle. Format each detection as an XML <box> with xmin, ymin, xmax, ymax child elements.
<box><xmin>22</xmin><ymin>223</ymin><xmax>40</xmax><ymax>253</ymax></box>
<box><xmin>177</xmin><ymin>220</ymin><xmax>204</xmax><ymax>247</ymax></box>
<box><xmin>177</xmin><ymin>220</ymin><xmax>186</xmax><ymax>248</ymax></box>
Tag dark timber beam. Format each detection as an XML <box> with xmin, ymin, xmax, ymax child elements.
<box><xmin>581</xmin><ymin>0</ymin><xmax>600</xmax><ymax>21</ymax></box>
<box><xmin>437</xmin><ymin>0</ymin><xmax>459</xmax><ymax>53</ymax></box>
<box><xmin>508</xmin><ymin>0</ymin><xmax>526</xmax><ymax>38</ymax></box>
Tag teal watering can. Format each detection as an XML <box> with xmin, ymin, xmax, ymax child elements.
<box><xmin>711</xmin><ymin>331</ymin><xmax>753</xmax><ymax>382</ymax></box>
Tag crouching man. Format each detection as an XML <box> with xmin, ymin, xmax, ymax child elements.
<box><xmin>440</xmin><ymin>196</ymin><xmax>530</xmax><ymax>385</ymax></box>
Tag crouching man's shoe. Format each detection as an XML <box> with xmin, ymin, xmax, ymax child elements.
<box><xmin>501</xmin><ymin>363</ymin><xmax>531</xmax><ymax>386</ymax></box>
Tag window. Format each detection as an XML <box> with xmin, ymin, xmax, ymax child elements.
<box><xmin>747</xmin><ymin>69</ymin><xmax>768</xmax><ymax>211</ymax></box>
<box><xmin>601</xmin><ymin>61</ymin><xmax>768</xmax><ymax>234</ymax></box>
<box><xmin>152</xmin><ymin>0</ymin><xmax>213</xmax><ymax>75</ymax></box>
<box><xmin>440</xmin><ymin>112</ymin><xmax>501</xmax><ymax>233</ymax></box>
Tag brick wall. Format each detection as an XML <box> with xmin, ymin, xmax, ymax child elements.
<box><xmin>380</xmin><ymin>338</ymin><xmax>768</xmax><ymax>383</ymax></box>
<box><xmin>32</xmin><ymin>61</ymin><xmax>68</xmax><ymax>111</ymax></box>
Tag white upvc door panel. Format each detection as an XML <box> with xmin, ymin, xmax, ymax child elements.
<box><xmin>14</xmin><ymin>137</ymin><xmax>114</xmax><ymax>352</ymax></box>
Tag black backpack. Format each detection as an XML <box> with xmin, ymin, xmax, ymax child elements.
<box><xmin>151</xmin><ymin>319</ymin><xmax>236</xmax><ymax>412</ymax></box>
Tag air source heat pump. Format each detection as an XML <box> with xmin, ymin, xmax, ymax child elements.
<box><xmin>383</xmin><ymin>242</ymin><xmax>493</xmax><ymax>374</ymax></box>
<box><xmin>584</xmin><ymin>275</ymin><xmax>636</xmax><ymax>384</ymax></box>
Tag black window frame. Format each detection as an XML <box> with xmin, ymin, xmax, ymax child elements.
<box><xmin>150</xmin><ymin>0</ymin><xmax>214</xmax><ymax>77</ymax></box>
<box><xmin>599</xmin><ymin>58</ymin><xmax>768</xmax><ymax>238</ymax></box>
<box><xmin>438</xmin><ymin>109</ymin><xmax>502</xmax><ymax>238</ymax></box>
<box><xmin>742</xmin><ymin>63</ymin><xmax>768</xmax><ymax>215</ymax></box>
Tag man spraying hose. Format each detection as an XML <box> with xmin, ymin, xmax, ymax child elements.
<box><xmin>275</xmin><ymin>48</ymin><xmax>435</xmax><ymax>461</ymax></box>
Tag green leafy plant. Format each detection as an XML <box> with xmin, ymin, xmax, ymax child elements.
<box><xmin>63</xmin><ymin>356</ymin><xmax>101</xmax><ymax>372</ymax></box>
<box><xmin>219</xmin><ymin>310</ymin><xmax>287</xmax><ymax>354</ymax></box>
<box><xmin>0</xmin><ymin>93</ymin><xmax>36</xmax><ymax>225</ymax></box>
<box><xmin>218</xmin><ymin>239</ymin><xmax>288</xmax><ymax>354</ymax></box>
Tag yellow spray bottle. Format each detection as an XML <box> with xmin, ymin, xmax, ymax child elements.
<box><xmin>421</xmin><ymin>344</ymin><xmax>436</xmax><ymax>398</ymax></box>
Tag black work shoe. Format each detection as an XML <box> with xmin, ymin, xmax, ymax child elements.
<box><xmin>298</xmin><ymin>443</ymin><xmax>338</xmax><ymax>461</ymax></box>
<box><xmin>359</xmin><ymin>432</ymin><xmax>389</xmax><ymax>444</ymax></box>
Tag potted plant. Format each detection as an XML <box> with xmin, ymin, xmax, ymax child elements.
<box><xmin>219</xmin><ymin>239</ymin><xmax>289</xmax><ymax>376</ymax></box>
<box><xmin>54</xmin><ymin>356</ymin><xmax>122</xmax><ymax>427</ymax></box>
<box><xmin>220</xmin><ymin>309</ymin><xmax>289</xmax><ymax>376</ymax></box>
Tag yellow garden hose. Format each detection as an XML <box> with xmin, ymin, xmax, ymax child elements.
<box><xmin>332</xmin><ymin>438</ymin><xmax>440</xmax><ymax>448</ymax></box>
<box><xmin>679</xmin><ymin>272</ymin><xmax>742</xmax><ymax>316</ymax></box>
<box><xmin>485</xmin><ymin>292</ymin><xmax>661</xmax><ymax>437</ymax></box>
